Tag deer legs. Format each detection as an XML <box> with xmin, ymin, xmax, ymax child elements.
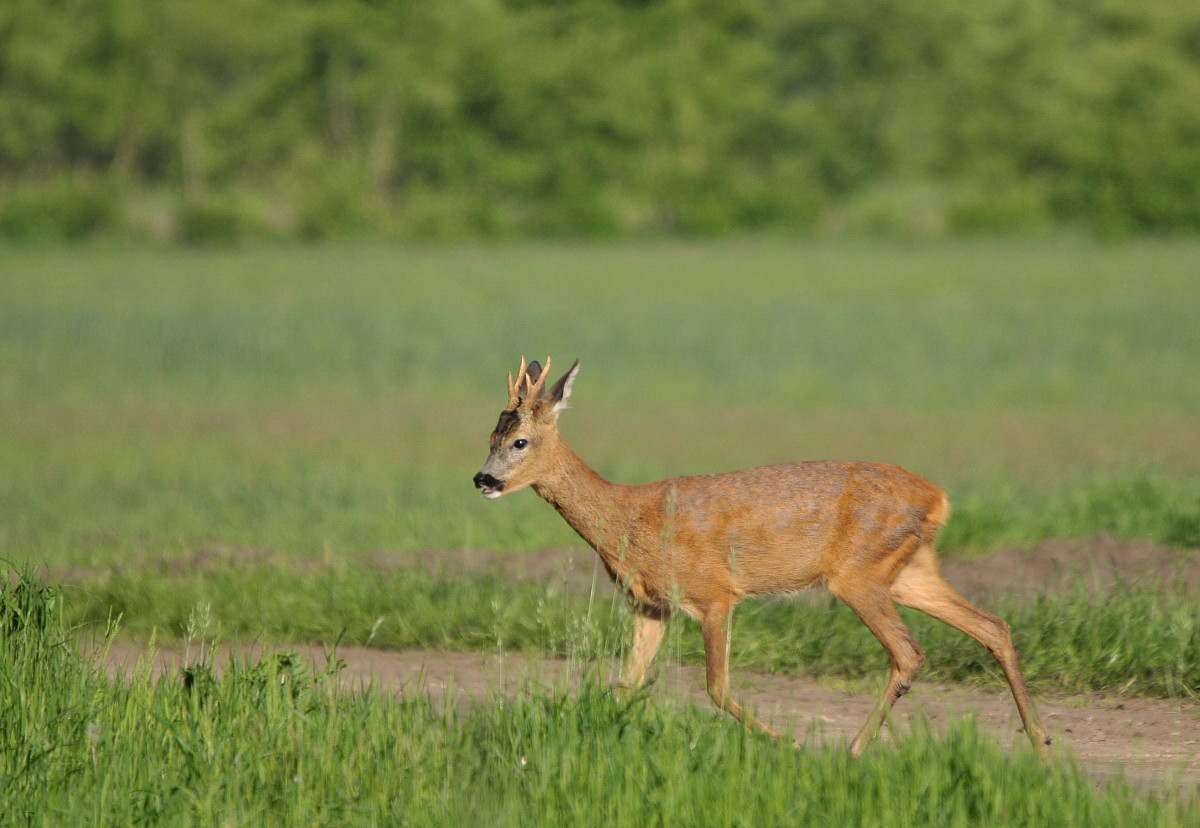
<box><xmin>890</xmin><ymin>546</ymin><xmax>1051</xmax><ymax>758</ymax></box>
<box><xmin>614</xmin><ymin>550</ymin><xmax>1047</xmax><ymax>761</ymax></box>
<box><xmin>618</xmin><ymin>607</ymin><xmax>668</xmax><ymax>694</ymax></box>
<box><xmin>833</xmin><ymin>583</ymin><xmax>927</xmax><ymax>758</ymax></box>
<box><xmin>698</xmin><ymin>602</ymin><xmax>780</xmax><ymax>742</ymax></box>
<box><xmin>618</xmin><ymin>602</ymin><xmax>780</xmax><ymax>742</ymax></box>
<box><xmin>835</xmin><ymin>544</ymin><xmax>1050</xmax><ymax>759</ymax></box>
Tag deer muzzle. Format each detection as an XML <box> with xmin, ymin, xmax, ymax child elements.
<box><xmin>473</xmin><ymin>471</ymin><xmax>505</xmax><ymax>499</ymax></box>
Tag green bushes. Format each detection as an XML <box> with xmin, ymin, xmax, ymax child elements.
<box><xmin>2</xmin><ymin>0</ymin><xmax>1200</xmax><ymax>239</ymax></box>
<box><xmin>0</xmin><ymin>175</ymin><xmax>117</xmax><ymax>239</ymax></box>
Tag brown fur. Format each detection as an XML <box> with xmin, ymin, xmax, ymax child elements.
<box><xmin>475</xmin><ymin>357</ymin><xmax>1050</xmax><ymax>758</ymax></box>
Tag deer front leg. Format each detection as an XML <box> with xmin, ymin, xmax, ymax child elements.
<box><xmin>699</xmin><ymin>603</ymin><xmax>780</xmax><ymax>742</ymax></box>
<box><xmin>617</xmin><ymin>605</ymin><xmax>669</xmax><ymax>697</ymax></box>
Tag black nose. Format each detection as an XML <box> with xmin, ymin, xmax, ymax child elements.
<box><xmin>474</xmin><ymin>472</ymin><xmax>501</xmax><ymax>489</ymax></box>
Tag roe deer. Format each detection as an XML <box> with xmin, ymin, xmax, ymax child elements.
<box><xmin>473</xmin><ymin>357</ymin><xmax>1050</xmax><ymax>758</ymax></box>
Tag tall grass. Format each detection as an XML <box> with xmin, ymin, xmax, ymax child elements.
<box><xmin>3</xmin><ymin>568</ymin><xmax>1196</xmax><ymax>826</ymax></box>
<box><xmin>65</xmin><ymin>559</ymin><xmax>1200</xmax><ymax>699</ymax></box>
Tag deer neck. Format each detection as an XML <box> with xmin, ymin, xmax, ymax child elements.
<box><xmin>532</xmin><ymin>436</ymin><xmax>639</xmax><ymax>558</ymax></box>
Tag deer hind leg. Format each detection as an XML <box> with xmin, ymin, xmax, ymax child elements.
<box><xmin>698</xmin><ymin>602</ymin><xmax>780</xmax><ymax>742</ymax></box>
<box><xmin>890</xmin><ymin>545</ymin><xmax>1051</xmax><ymax>759</ymax></box>
<box><xmin>831</xmin><ymin>582</ymin><xmax>927</xmax><ymax>758</ymax></box>
<box><xmin>618</xmin><ymin>605</ymin><xmax>669</xmax><ymax>697</ymax></box>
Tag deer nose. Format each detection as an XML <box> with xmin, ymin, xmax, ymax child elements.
<box><xmin>474</xmin><ymin>472</ymin><xmax>500</xmax><ymax>489</ymax></box>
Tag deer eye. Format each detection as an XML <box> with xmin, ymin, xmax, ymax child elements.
<box><xmin>513</xmin><ymin>439</ymin><xmax>529</xmax><ymax>449</ymax></box>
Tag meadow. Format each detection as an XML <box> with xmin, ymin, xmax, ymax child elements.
<box><xmin>5</xmin><ymin>239</ymin><xmax>1200</xmax><ymax>567</ymax></box>
<box><xmin>2</xmin><ymin>238</ymin><xmax>1199</xmax><ymax>822</ymax></box>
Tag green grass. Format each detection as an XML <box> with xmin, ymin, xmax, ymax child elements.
<box><xmin>61</xmin><ymin>559</ymin><xmax>1200</xmax><ymax>699</ymax></box>
<box><xmin>3</xmin><ymin>239</ymin><xmax>1200</xmax><ymax>569</ymax></box>
<box><xmin>3</xmin><ymin>572</ymin><xmax>1196</xmax><ymax>826</ymax></box>
<box><xmin>6</xmin><ymin>240</ymin><xmax>1200</xmax><ymax>420</ymax></box>
<box><xmin>2</xmin><ymin>239</ymin><xmax>1199</xmax><ymax>716</ymax></box>
<box><xmin>5</xmin><ymin>224</ymin><xmax>1200</xmax><ymax>826</ymax></box>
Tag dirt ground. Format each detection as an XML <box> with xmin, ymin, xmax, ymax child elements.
<box><xmin>99</xmin><ymin>536</ymin><xmax>1199</xmax><ymax>790</ymax></box>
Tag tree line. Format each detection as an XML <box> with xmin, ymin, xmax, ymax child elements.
<box><xmin>2</xmin><ymin>0</ymin><xmax>1199</xmax><ymax>240</ymax></box>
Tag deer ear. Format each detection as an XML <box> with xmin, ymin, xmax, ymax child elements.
<box><xmin>516</xmin><ymin>360</ymin><xmax>544</xmax><ymax>406</ymax></box>
<box><xmin>547</xmin><ymin>359</ymin><xmax>580</xmax><ymax>413</ymax></box>
<box><xmin>524</xmin><ymin>360</ymin><xmax>544</xmax><ymax>389</ymax></box>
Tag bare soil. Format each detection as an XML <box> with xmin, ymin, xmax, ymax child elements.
<box><xmin>97</xmin><ymin>536</ymin><xmax>1200</xmax><ymax>790</ymax></box>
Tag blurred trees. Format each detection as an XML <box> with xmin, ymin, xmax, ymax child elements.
<box><xmin>1</xmin><ymin>0</ymin><xmax>1198</xmax><ymax>240</ymax></box>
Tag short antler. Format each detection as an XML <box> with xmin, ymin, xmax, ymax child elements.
<box><xmin>521</xmin><ymin>355</ymin><xmax>552</xmax><ymax>405</ymax></box>
<box><xmin>506</xmin><ymin>356</ymin><xmax>528</xmax><ymax>409</ymax></box>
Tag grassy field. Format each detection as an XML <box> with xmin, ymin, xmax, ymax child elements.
<box><xmin>3</xmin><ymin>239</ymin><xmax>1199</xmax><ymax>568</ymax></box>
<box><xmin>68</xmin><ymin>560</ymin><xmax>1200</xmax><ymax>698</ymax></box>
<box><xmin>3</xmin><ymin>238</ymin><xmax>1199</xmax><ymax>659</ymax></box>
<box><xmin>4</xmin><ymin>575</ymin><xmax>1198</xmax><ymax>826</ymax></box>
<box><xmin>3</xmin><ymin>239</ymin><xmax>1199</xmax><ymax>821</ymax></box>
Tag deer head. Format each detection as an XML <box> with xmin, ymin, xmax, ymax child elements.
<box><xmin>473</xmin><ymin>356</ymin><xmax>580</xmax><ymax>499</ymax></box>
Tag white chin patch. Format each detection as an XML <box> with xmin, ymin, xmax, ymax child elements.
<box><xmin>482</xmin><ymin>487</ymin><xmax>503</xmax><ymax>500</ymax></box>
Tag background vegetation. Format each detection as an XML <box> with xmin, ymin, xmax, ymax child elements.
<box><xmin>3</xmin><ymin>0</ymin><xmax>1200</xmax><ymax>240</ymax></box>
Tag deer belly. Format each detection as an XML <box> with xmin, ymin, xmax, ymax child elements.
<box><xmin>723</xmin><ymin>545</ymin><xmax>824</xmax><ymax>595</ymax></box>
<box><xmin>710</xmin><ymin>521</ymin><xmax>830</xmax><ymax>596</ymax></box>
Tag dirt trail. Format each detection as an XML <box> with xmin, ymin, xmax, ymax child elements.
<box><xmin>90</xmin><ymin>536</ymin><xmax>1199</xmax><ymax>789</ymax></box>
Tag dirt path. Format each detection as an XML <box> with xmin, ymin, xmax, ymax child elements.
<box><xmin>102</xmin><ymin>641</ymin><xmax>1198</xmax><ymax>790</ymax></box>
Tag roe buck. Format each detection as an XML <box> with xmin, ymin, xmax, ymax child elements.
<box><xmin>473</xmin><ymin>357</ymin><xmax>1050</xmax><ymax>758</ymax></box>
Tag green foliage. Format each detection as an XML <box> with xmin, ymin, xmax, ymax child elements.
<box><xmin>0</xmin><ymin>567</ymin><xmax>61</xmax><ymax>637</ymax></box>
<box><xmin>0</xmin><ymin>174</ymin><xmax>116</xmax><ymax>239</ymax></box>
<box><xmin>3</xmin><ymin>570</ymin><xmax>1197</xmax><ymax>824</ymax></box>
<box><xmin>176</xmin><ymin>195</ymin><xmax>248</xmax><ymax>244</ymax></box>
<box><xmin>2</xmin><ymin>0</ymin><xmax>1200</xmax><ymax>238</ymax></box>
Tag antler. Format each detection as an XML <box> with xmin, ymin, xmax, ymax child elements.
<box><xmin>506</xmin><ymin>356</ymin><xmax>527</xmax><ymax>409</ymax></box>
<box><xmin>522</xmin><ymin>355</ymin><xmax>552</xmax><ymax>405</ymax></box>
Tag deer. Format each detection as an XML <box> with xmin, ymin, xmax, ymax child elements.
<box><xmin>473</xmin><ymin>356</ymin><xmax>1051</xmax><ymax>759</ymax></box>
